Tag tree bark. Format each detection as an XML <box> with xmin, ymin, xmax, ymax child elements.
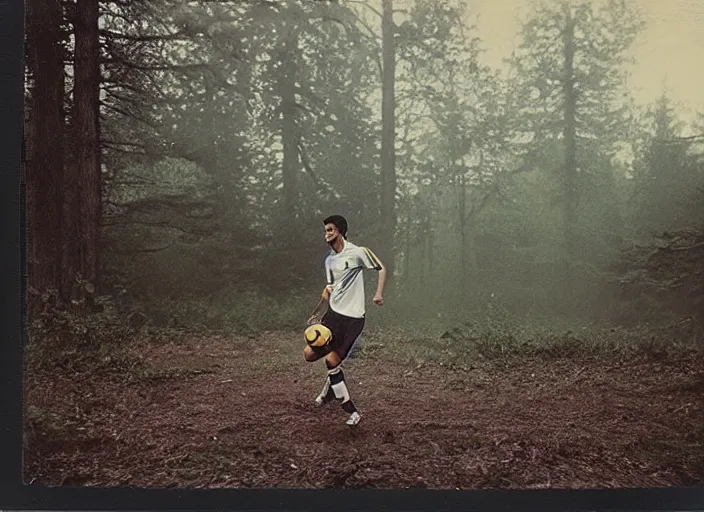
<box><xmin>26</xmin><ymin>0</ymin><xmax>65</xmax><ymax>302</ymax></box>
<box><xmin>380</xmin><ymin>0</ymin><xmax>397</xmax><ymax>285</ymax></box>
<box><xmin>64</xmin><ymin>0</ymin><xmax>101</xmax><ymax>305</ymax></box>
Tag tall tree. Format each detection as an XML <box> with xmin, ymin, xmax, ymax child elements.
<box><xmin>631</xmin><ymin>93</ymin><xmax>699</xmax><ymax>234</ymax></box>
<box><xmin>25</xmin><ymin>0</ymin><xmax>65</xmax><ymax>304</ymax></box>
<box><xmin>380</xmin><ymin>0</ymin><xmax>397</xmax><ymax>282</ymax></box>
<box><xmin>394</xmin><ymin>0</ymin><xmax>512</xmax><ymax>301</ymax></box>
<box><xmin>63</xmin><ymin>0</ymin><xmax>102</xmax><ymax>306</ymax></box>
<box><xmin>561</xmin><ymin>6</ymin><xmax>577</xmax><ymax>298</ymax></box>
<box><xmin>279</xmin><ymin>29</ymin><xmax>301</xmax><ymax>224</ymax></box>
<box><xmin>509</xmin><ymin>0</ymin><xmax>643</xmax><ymax>306</ymax></box>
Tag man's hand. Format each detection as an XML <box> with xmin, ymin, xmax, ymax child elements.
<box><xmin>373</xmin><ymin>294</ymin><xmax>384</xmax><ymax>306</ymax></box>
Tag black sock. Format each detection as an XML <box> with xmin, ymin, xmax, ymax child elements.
<box><xmin>341</xmin><ymin>399</ymin><xmax>357</xmax><ymax>414</ymax></box>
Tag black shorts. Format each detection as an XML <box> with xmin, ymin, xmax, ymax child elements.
<box><xmin>315</xmin><ymin>307</ymin><xmax>365</xmax><ymax>361</ymax></box>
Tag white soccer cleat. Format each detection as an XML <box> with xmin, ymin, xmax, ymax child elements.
<box><xmin>346</xmin><ymin>411</ymin><xmax>361</xmax><ymax>426</ymax></box>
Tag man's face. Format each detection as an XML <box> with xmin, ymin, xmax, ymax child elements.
<box><xmin>324</xmin><ymin>223</ymin><xmax>340</xmax><ymax>244</ymax></box>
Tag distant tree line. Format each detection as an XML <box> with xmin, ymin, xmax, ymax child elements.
<box><xmin>25</xmin><ymin>0</ymin><xmax>704</xmax><ymax>333</ymax></box>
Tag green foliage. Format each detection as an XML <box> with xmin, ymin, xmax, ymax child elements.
<box><xmin>629</xmin><ymin>94</ymin><xmax>704</xmax><ymax>234</ymax></box>
<box><xmin>25</xmin><ymin>291</ymin><xmax>142</xmax><ymax>374</ymax></box>
<box><xmin>509</xmin><ymin>0</ymin><xmax>644</xmax><ymax>145</ymax></box>
<box><xmin>613</xmin><ymin>227</ymin><xmax>704</xmax><ymax>329</ymax></box>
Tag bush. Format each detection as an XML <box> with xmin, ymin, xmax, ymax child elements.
<box><xmin>25</xmin><ymin>290</ymin><xmax>142</xmax><ymax>375</ymax></box>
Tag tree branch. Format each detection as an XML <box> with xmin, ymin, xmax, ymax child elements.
<box><xmin>297</xmin><ymin>141</ymin><xmax>321</xmax><ymax>189</ymax></box>
<box><xmin>101</xmin><ymin>139</ymin><xmax>149</xmax><ymax>149</ymax></box>
<box><xmin>663</xmin><ymin>241</ymin><xmax>704</xmax><ymax>252</ymax></box>
<box><xmin>101</xmin><ymin>57</ymin><xmax>211</xmax><ymax>72</ymax></box>
<box><xmin>110</xmin><ymin>243</ymin><xmax>176</xmax><ymax>255</ymax></box>
<box><xmin>99</xmin><ymin>29</ymin><xmax>189</xmax><ymax>42</ymax></box>
<box><xmin>101</xmin><ymin>101</ymin><xmax>158</xmax><ymax>128</ymax></box>
<box><xmin>102</xmin><ymin>219</ymin><xmax>210</xmax><ymax>236</ymax></box>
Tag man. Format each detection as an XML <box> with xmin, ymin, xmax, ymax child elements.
<box><xmin>304</xmin><ymin>214</ymin><xmax>386</xmax><ymax>426</ymax></box>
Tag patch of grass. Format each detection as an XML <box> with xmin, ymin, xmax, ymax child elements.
<box><xmin>25</xmin><ymin>336</ymin><xmax>143</xmax><ymax>379</ymax></box>
<box><xmin>25</xmin><ymin>292</ymin><xmax>147</xmax><ymax>376</ymax></box>
<box><xmin>24</xmin><ymin>293</ymin><xmax>231</xmax><ymax>383</ymax></box>
<box><xmin>361</xmin><ymin>315</ymin><xmax>701</xmax><ymax>365</ymax></box>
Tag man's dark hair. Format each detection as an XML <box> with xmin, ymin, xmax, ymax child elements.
<box><xmin>324</xmin><ymin>215</ymin><xmax>348</xmax><ymax>239</ymax></box>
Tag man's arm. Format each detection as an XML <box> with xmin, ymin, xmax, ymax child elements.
<box><xmin>360</xmin><ymin>246</ymin><xmax>386</xmax><ymax>306</ymax></box>
<box><xmin>373</xmin><ymin>260</ymin><xmax>386</xmax><ymax>306</ymax></box>
<box><xmin>307</xmin><ymin>256</ymin><xmax>334</xmax><ymax>325</ymax></box>
<box><xmin>307</xmin><ymin>286</ymin><xmax>331</xmax><ymax>325</ymax></box>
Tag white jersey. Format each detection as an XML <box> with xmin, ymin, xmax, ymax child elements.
<box><xmin>325</xmin><ymin>240</ymin><xmax>382</xmax><ymax>318</ymax></box>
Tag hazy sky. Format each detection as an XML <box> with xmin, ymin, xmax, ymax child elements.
<box><xmin>466</xmin><ymin>0</ymin><xmax>704</xmax><ymax>125</ymax></box>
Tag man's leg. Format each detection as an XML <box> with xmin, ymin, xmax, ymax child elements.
<box><xmin>307</xmin><ymin>310</ymin><xmax>362</xmax><ymax>425</ymax></box>
<box><xmin>304</xmin><ymin>343</ymin><xmax>332</xmax><ymax>398</ymax></box>
<box><xmin>322</xmin><ymin>349</ymin><xmax>361</xmax><ymax>425</ymax></box>
<box><xmin>313</xmin><ymin>351</ymin><xmax>338</xmax><ymax>407</ymax></box>
<box><xmin>326</xmin><ymin>317</ymin><xmax>365</xmax><ymax>424</ymax></box>
<box><xmin>304</xmin><ymin>339</ymin><xmax>339</xmax><ymax>407</ymax></box>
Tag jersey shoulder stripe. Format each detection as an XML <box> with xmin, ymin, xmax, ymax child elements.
<box><xmin>361</xmin><ymin>246</ymin><xmax>383</xmax><ymax>270</ymax></box>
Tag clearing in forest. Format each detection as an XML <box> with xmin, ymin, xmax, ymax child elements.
<box><xmin>23</xmin><ymin>329</ymin><xmax>704</xmax><ymax>489</ymax></box>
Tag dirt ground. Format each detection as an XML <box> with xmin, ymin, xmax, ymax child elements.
<box><xmin>23</xmin><ymin>330</ymin><xmax>704</xmax><ymax>489</ymax></box>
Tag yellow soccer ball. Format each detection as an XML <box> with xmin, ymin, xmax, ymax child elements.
<box><xmin>304</xmin><ymin>323</ymin><xmax>332</xmax><ymax>347</ymax></box>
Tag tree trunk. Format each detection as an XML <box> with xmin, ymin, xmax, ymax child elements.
<box><xmin>205</xmin><ymin>75</ymin><xmax>242</xmax><ymax>228</ymax></box>
<box><xmin>466</xmin><ymin>222</ymin><xmax>479</xmax><ymax>295</ymax></box>
<box><xmin>458</xmin><ymin>173</ymin><xmax>467</xmax><ymax>296</ymax></box>
<box><xmin>380</xmin><ymin>0</ymin><xmax>397</xmax><ymax>285</ymax></box>
<box><xmin>25</xmin><ymin>0</ymin><xmax>65</xmax><ymax>305</ymax></box>
<box><xmin>403</xmin><ymin>213</ymin><xmax>411</xmax><ymax>287</ymax></box>
<box><xmin>64</xmin><ymin>0</ymin><xmax>101</xmax><ymax>307</ymax></box>
<box><xmin>562</xmin><ymin>10</ymin><xmax>578</xmax><ymax>306</ymax></box>
<box><xmin>426</xmin><ymin>211</ymin><xmax>434</xmax><ymax>293</ymax></box>
<box><xmin>423</xmin><ymin>206</ymin><xmax>433</xmax><ymax>293</ymax></box>
<box><xmin>419</xmin><ymin>229</ymin><xmax>427</xmax><ymax>293</ymax></box>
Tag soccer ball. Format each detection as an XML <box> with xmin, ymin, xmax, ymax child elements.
<box><xmin>304</xmin><ymin>323</ymin><xmax>332</xmax><ymax>347</ymax></box>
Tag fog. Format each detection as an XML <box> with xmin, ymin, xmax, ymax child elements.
<box><xmin>27</xmin><ymin>0</ymin><xmax>704</xmax><ymax>335</ymax></box>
